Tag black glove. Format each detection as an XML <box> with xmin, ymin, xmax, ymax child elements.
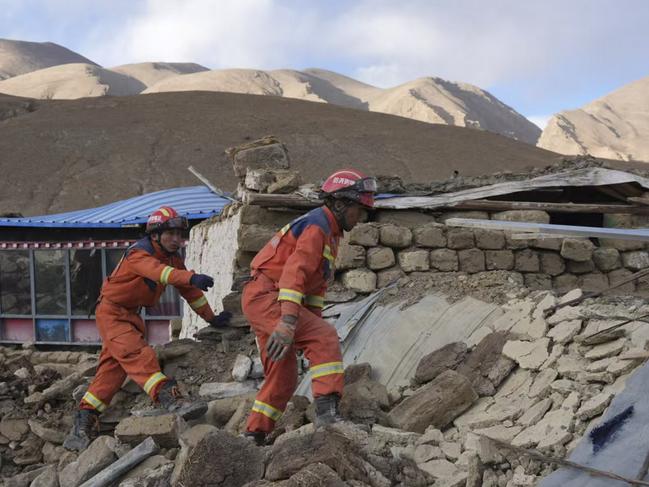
<box><xmin>190</xmin><ymin>273</ymin><xmax>214</xmax><ymax>291</ymax></box>
<box><xmin>209</xmin><ymin>311</ymin><xmax>232</xmax><ymax>328</ymax></box>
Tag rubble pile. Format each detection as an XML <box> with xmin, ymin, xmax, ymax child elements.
<box><xmin>3</xmin><ymin>283</ymin><xmax>649</xmax><ymax>486</ymax></box>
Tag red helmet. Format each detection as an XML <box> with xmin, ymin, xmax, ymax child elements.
<box><xmin>146</xmin><ymin>206</ymin><xmax>189</xmax><ymax>234</ymax></box>
<box><xmin>321</xmin><ymin>169</ymin><xmax>377</xmax><ymax>208</ymax></box>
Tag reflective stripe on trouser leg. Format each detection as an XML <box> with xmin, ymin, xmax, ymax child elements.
<box><xmin>143</xmin><ymin>372</ymin><xmax>168</xmax><ymax>397</ymax></box>
<box><xmin>251</xmin><ymin>400</ymin><xmax>282</xmax><ymax>422</ymax></box>
<box><xmin>81</xmin><ymin>391</ymin><xmax>107</xmax><ymax>412</ymax></box>
<box><xmin>310</xmin><ymin>361</ymin><xmax>344</xmax><ymax>379</ymax></box>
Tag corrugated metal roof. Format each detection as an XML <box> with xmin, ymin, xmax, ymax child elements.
<box><xmin>0</xmin><ymin>186</ymin><xmax>230</xmax><ymax>228</ymax></box>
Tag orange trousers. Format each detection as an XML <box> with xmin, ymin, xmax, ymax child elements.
<box><xmin>243</xmin><ymin>273</ymin><xmax>344</xmax><ymax>434</ymax></box>
<box><xmin>79</xmin><ymin>300</ymin><xmax>167</xmax><ymax>413</ymax></box>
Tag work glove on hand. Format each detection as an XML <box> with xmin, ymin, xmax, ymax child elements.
<box><xmin>190</xmin><ymin>273</ymin><xmax>214</xmax><ymax>291</ymax></box>
<box><xmin>266</xmin><ymin>316</ymin><xmax>297</xmax><ymax>362</ymax></box>
<box><xmin>209</xmin><ymin>311</ymin><xmax>232</xmax><ymax>328</ymax></box>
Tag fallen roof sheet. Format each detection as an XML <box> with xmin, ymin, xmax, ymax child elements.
<box><xmin>297</xmin><ymin>290</ymin><xmax>504</xmax><ymax>397</ymax></box>
<box><xmin>0</xmin><ymin>186</ymin><xmax>229</xmax><ymax>228</ymax></box>
<box><xmin>539</xmin><ymin>362</ymin><xmax>649</xmax><ymax>486</ymax></box>
<box><xmin>374</xmin><ymin>167</ymin><xmax>649</xmax><ymax>210</ymax></box>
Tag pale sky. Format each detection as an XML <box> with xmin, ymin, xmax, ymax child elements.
<box><xmin>1</xmin><ymin>0</ymin><xmax>648</xmax><ymax>129</ymax></box>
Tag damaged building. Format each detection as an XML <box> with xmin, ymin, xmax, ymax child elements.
<box><xmin>4</xmin><ymin>136</ymin><xmax>649</xmax><ymax>486</ymax></box>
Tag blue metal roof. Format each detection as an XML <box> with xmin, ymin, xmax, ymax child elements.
<box><xmin>0</xmin><ymin>186</ymin><xmax>230</xmax><ymax>228</ymax></box>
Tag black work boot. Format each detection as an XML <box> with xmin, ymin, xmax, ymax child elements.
<box><xmin>314</xmin><ymin>393</ymin><xmax>343</xmax><ymax>428</ymax></box>
<box><xmin>63</xmin><ymin>409</ymin><xmax>100</xmax><ymax>451</ymax></box>
<box><xmin>242</xmin><ymin>431</ymin><xmax>267</xmax><ymax>446</ymax></box>
<box><xmin>157</xmin><ymin>379</ymin><xmax>207</xmax><ymax>420</ymax></box>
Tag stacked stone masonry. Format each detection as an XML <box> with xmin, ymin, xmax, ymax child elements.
<box><xmin>335</xmin><ymin>210</ymin><xmax>649</xmax><ymax>295</ymax></box>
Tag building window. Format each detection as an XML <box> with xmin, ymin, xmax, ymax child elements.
<box><xmin>0</xmin><ymin>250</ymin><xmax>31</xmax><ymax>315</ymax></box>
<box><xmin>34</xmin><ymin>250</ymin><xmax>68</xmax><ymax>316</ymax></box>
<box><xmin>70</xmin><ymin>249</ymin><xmax>103</xmax><ymax>316</ymax></box>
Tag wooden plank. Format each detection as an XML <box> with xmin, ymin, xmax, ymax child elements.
<box><xmin>243</xmin><ymin>192</ymin><xmax>319</xmax><ymax>208</ymax></box>
<box><xmin>445</xmin><ymin>218</ymin><xmax>649</xmax><ymax>242</ymax></box>
<box><xmin>628</xmin><ymin>197</ymin><xmax>649</xmax><ymax>207</ymax></box>
<box><xmin>454</xmin><ymin>199</ymin><xmax>649</xmax><ymax>214</ymax></box>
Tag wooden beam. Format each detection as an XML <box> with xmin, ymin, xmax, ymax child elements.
<box><xmin>243</xmin><ymin>192</ymin><xmax>320</xmax><ymax>208</ymax></box>
<box><xmin>454</xmin><ymin>199</ymin><xmax>649</xmax><ymax>214</ymax></box>
<box><xmin>628</xmin><ymin>196</ymin><xmax>649</xmax><ymax>207</ymax></box>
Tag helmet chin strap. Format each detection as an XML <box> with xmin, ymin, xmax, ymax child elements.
<box><xmin>332</xmin><ymin>199</ymin><xmax>353</xmax><ymax>231</ymax></box>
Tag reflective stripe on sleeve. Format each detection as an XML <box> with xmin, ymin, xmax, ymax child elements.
<box><xmin>323</xmin><ymin>245</ymin><xmax>334</xmax><ymax>263</ymax></box>
<box><xmin>159</xmin><ymin>266</ymin><xmax>174</xmax><ymax>285</ymax></box>
<box><xmin>278</xmin><ymin>288</ymin><xmax>304</xmax><ymax>305</ymax></box>
<box><xmin>189</xmin><ymin>295</ymin><xmax>208</xmax><ymax>309</ymax></box>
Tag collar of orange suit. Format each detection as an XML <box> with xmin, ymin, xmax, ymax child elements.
<box><xmin>321</xmin><ymin>205</ymin><xmax>342</xmax><ymax>237</ymax></box>
<box><xmin>150</xmin><ymin>236</ymin><xmax>180</xmax><ymax>259</ymax></box>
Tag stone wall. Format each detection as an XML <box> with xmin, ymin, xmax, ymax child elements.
<box><xmin>335</xmin><ymin>209</ymin><xmax>649</xmax><ymax>298</ymax></box>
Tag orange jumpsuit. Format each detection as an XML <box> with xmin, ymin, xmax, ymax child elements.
<box><xmin>80</xmin><ymin>237</ymin><xmax>215</xmax><ymax>413</ymax></box>
<box><xmin>243</xmin><ymin>206</ymin><xmax>344</xmax><ymax>433</ymax></box>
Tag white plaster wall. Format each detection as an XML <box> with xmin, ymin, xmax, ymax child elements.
<box><xmin>181</xmin><ymin>210</ymin><xmax>242</xmax><ymax>338</ymax></box>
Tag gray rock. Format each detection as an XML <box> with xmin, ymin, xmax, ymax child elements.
<box><xmin>398</xmin><ymin>249</ymin><xmax>430</xmax><ymax>272</ymax></box>
<box><xmin>485</xmin><ymin>250</ymin><xmax>514</xmax><ymax>271</ymax></box>
<box><xmin>349</xmin><ymin>223</ymin><xmax>379</xmax><ymax>246</ymax></box>
<box><xmin>366</xmin><ymin>247</ymin><xmax>395</xmax><ymax>270</ymax></box>
<box><xmin>115</xmin><ymin>414</ymin><xmax>187</xmax><ymax>449</ymax></box>
<box><xmin>593</xmin><ymin>248</ymin><xmax>621</xmax><ymax>271</ymax></box>
<box><xmin>58</xmin><ymin>435</ymin><xmax>117</xmax><ymax>487</ymax></box>
<box><xmin>492</xmin><ymin>210</ymin><xmax>550</xmax><ymax>224</ymax></box>
<box><xmin>198</xmin><ymin>380</ymin><xmax>257</xmax><ymax>400</ymax></box>
<box><xmin>341</xmin><ymin>268</ymin><xmax>377</xmax><ymax>293</ymax></box>
<box><xmin>414</xmin><ymin>342</ymin><xmax>468</xmax><ymax>384</ymax></box>
<box><xmin>474</xmin><ymin>229</ymin><xmax>505</xmax><ymax>250</ymax></box>
<box><xmin>231</xmin><ymin>354</ymin><xmax>253</xmax><ymax>382</ymax></box>
<box><xmin>514</xmin><ymin>250</ymin><xmax>540</xmax><ymax>272</ymax></box>
<box><xmin>388</xmin><ymin>370</ymin><xmax>478</xmax><ymax>433</ymax></box>
<box><xmin>446</xmin><ymin>229</ymin><xmax>474</xmax><ymax>249</ymax></box>
<box><xmin>379</xmin><ymin>224</ymin><xmax>412</xmax><ymax>248</ymax></box>
<box><xmin>458</xmin><ymin>249</ymin><xmax>486</xmax><ymax>273</ymax></box>
<box><xmin>561</xmin><ymin>239</ymin><xmax>595</xmax><ymax>262</ymax></box>
<box><xmin>413</xmin><ymin>223</ymin><xmax>446</xmax><ymax>248</ymax></box>
<box><xmin>539</xmin><ymin>252</ymin><xmax>565</xmax><ymax>276</ymax></box>
<box><xmin>430</xmin><ymin>249</ymin><xmax>459</xmax><ymax>271</ymax></box>
<box><xmin>622</xmin><ymin>251</ymin><xmax>649</xmax><ymax>271</ymax></box>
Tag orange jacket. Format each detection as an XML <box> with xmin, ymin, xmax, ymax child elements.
<box><xmin>250</xmin><ymin>206</ymin><xmax>342</xmax><ymax>317</ymax></box>
<box><xmin>101</xmin><ymin>237</ymin><xmax>215</xmax><ymax>321</ymax></box>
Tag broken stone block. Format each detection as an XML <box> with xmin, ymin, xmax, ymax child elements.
<box><xmin>58</xmin><ymin>435</ymin><xmax>117</xmax><ymax>487</ymax></box>
<box><xmin>366</xmin><ymin>247</ymin><xmax>395</xmax><ymax>270</ymax></box>
<box><xmin>205</xmin><ymin>393</ymin><xmax>255</xmax><ymax>427</ymax></box>
<box><xmin>474</xmin><ymin>229</ymin><xmax>505</xmax><ymax>250</ymax></box>
<box><xmin>244</xmin><ymin>168</ymin><xmax>275</xmax><ymax>191</ymax></box>
<box><xmin>502</xmin><ymin>338</ymin><xmax>550</xmax><ymax>370</ymax></box>
<box><xmin>567</xmin><ymin>259</ymin><xmax>596</xmax><ymax>274</ymax></box>
<box><xmin>284</xmin><ymin>463</ymin><xmax>347</xmax><ymax>487</ymax></box>
<box><xmin>622</xmin><ymin>250</ymin><xmax>649</xmax><ymax>270</ymax></box>
<box><xmin>341</xmin><ymin>268</ymin><xmax>377</xmax><ymax>293</ymax></box>
<box><xmin>345</xmin><ymin>363</ymin><xmax>373</xmax><ymax>385</ymax></box>
<box><xmin>267</xmin><ymin>170</ymin><xmax>301</xmax><ymax>194</ymax></box>
<box><xmin>398</xmin><ymin>249</ymin><xmax>430</xmax><ymax>272</ymax></box>
<box><xmin>457</xmin><ymin>333</ymin><xmax>515</xmax><ymax>396</ymax></box>
<box><xmin>3</xmin><ymin>465</ymin><xmax>50</xmax><ymax>487</ymax></box>
<box><xmin>413</xmin><ymin>223</ymin><xmax>446</xmax><ymax>248</ymax></box>
<box><xmin>230</xmin><ymin>138</ymin><xmax>290</xmax><ymax>178</ymax></box>
<box><xmin>576</xmin><ymin>392</ymin><xmax>613</xmax><ymax>420</ymax></box>
<box><xmin>417</xmin><ymin>458</ymin><xmax>460</xmax><ymax>481</ymax></box>
<box><xmin>553</xmin><ymin>273</ymin><xmax>579</xmax><ymax>292</ymax></box>
<box><xmin>388</xmin><ymin>370</ymin><xmax>478</xmax><ymax>433</ymax></box>
<box><xmin>414</xmin><ymin>342</ymin><xmax>467</xmax><ymax>384</ymax></box>
<box><xmin>340</xmin><ymin>378</ymin><xmax>390</xmax><ymax>425</ymax></box>
<box><xmin>238</xmin><ymin>224</ymin><xmax>276</xmax><ymax>252</ymax></box>
<box><xmin>485</xmin><ymin>250</ymin><xmax>514</xmax><ymax>270</ymax></box>
<box><xmin>514</xmin><ymin>250</ymin><xmax>540</xmax><ymax>272</ymax></box>
<box><xmin>607</xmin><ymin>268</ymin><xmax>636</xmax><ymax>294</ymax></box>
<box><xmin>413</xmin><ymin>443</ymin><xmax>444</xmax><ymax>464</ymax></box>
<box><xmin>376</xmin><ymin>267</ymin><xmax>405</xmax><ymax>288</ymax></box>
<box><xmin>546</xmin><ymin>320</ymin><xmax>583</xmax><ymax>344</ymax></box>
<box><xmin>593</xmin><ymin>248</ymin><xmax>621</xmax><ymax>271</ymax></box>
<box><xmin>512</xmin><ymin>408</ymin><xmax>573</xmax><ymax>449</ymax></box>
<box><xmin>517</xmin><ymin>398</ymin><xmax>553</xmax><ymax>426</ymax></box>
<box><xmin>561</xmin><ymin>239</ymin><xmax>595</xmax><ymax>262</ymax></box>
<box><xmin>231</xmin><ymin>354</ymin><xmax>253</xmax><ymax>382</ymax></box>
<box><xmin>458</xmin><ymin>249</ymin><xmax>486</xmax><ymax>273</ymax></box>
<box><xmin>379</xmin><ymin>224</ymin><xmax>412</xmax><ymax>248</ymax></box>
<box><xmin>531</xmin><ymin>237</ymin><xmax>563</xmax><ymax>251</ymax></box>
<box><xmin>584</xmin><ymin>338</ymin><xmax>627</xmax><ymax>360</ymax></box>
<box><xmin>524</xmin><ymin>273</ymin><xmax>552</xmax><ymax>290</ymax></box>
<box><xmin>335</xmin><ymin>240</ymin><xmax>366</xmax><ymax>270</ymax></box>
<box><xmin>491</xmin><ymin>210</ymin><xmax>550</xmax><ymax>224</ymax></box>
<box><xmin>198</xmin><ymin>380</ymin><xmax>258</xmax><ymax>400</ymax></box>
<box><xmin>115</xmin><ymin>414</ymin><xmax>186</xmax><ymax>448</ymax></box>
<box><xmin>446</xmin><ymin>228</ymin><xmax>474</xmax><ymax>249</ymax></box>
<box><xmin>117</xmin><ymin>454</ymin><xmax>173</xmax><ymax>485</ymax></box>
<box><xmin>28</xmin><ymin>419</ymin><xmax>65</xmax><ymax>444</ymax></box>
<box><xmin>464</xmin><ymin>433</ymin><xmax>503</xmax><ymax>464</ymax></box>
<box><xmin>349</xmin><ymin>223</ymin><xmax>379</xmax><ymax>246</ymax></box>
<box><xmin>29</xmin><ymin>465</ymin><xmax>57</xmax><ymax>487</ymax></box>
<box><xmin>416</xmin><ymin>426</ymin><xmax>444</xmax><ymax>446</ymax></box>
<box><xmin>578</xmin><ymin>272</ymin><xmax>609</xmax><ymax>292</ymax></box>
<box><xmin>539</xmin><ymin>252</ymin><xmax>565</xmax><ymax>276</ymax></box>
<box><xmin>0</xmin><ymin>416</ymin><xmax>28</xmax><ymax>441</ymax></box>
<box><xmin>174</xmin><ymin>430</ymin><xmax>264</xmax><ymax>486</ymax></box>
<box><xmin>430</xmin><ymin>249</ymin><xmax>459</xmax><ymax>271</ymax></box>
<box><xmin>440</xmin><ymin>441</ymin><xmax>461</xmax><ymax>461</ymax></box>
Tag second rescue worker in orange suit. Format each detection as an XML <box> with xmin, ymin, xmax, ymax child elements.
<box><xmin>64</xmin><ymin>206</ymin><xmax>231</xmax><ymax>451</ymax></box>
<box><xmin>242</xmin><ymin>169</ymin><xmax>377</xmax><ymax>445</ymax></box>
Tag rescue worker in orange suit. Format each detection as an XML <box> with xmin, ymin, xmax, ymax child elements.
<box><xmin>64</xmin><ymin>206</ymin><xmax>231</xmax><ymax>451</ymax></box>
<box><xmin>242</xmin><ymin>169</ymin><xmax>377</xmax><ymax>445</ymax></box>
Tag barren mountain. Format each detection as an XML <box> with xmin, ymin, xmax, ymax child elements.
<box><xmin>0</xmin><ymin>91</ymin><xmax>559</xmax><ymax>216</ymax></box>
<box><xmin>538</xmin><ymin>76</ymin><xmax>649</xmax><ymax>162</ymax></box>
<box><xmin>0</xmin><ymin>39</ymin><xmax>97</xmax><ymax>79</ymax></box>
<box><xmin>0</xmin><ymin>63</ymin><xmax>145</xmax><ymax>99</ymax></box>
<box><xmin>110</xmin><ymin>62</ymin><xmax>209</xmax><ymax>87</ymax></box>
